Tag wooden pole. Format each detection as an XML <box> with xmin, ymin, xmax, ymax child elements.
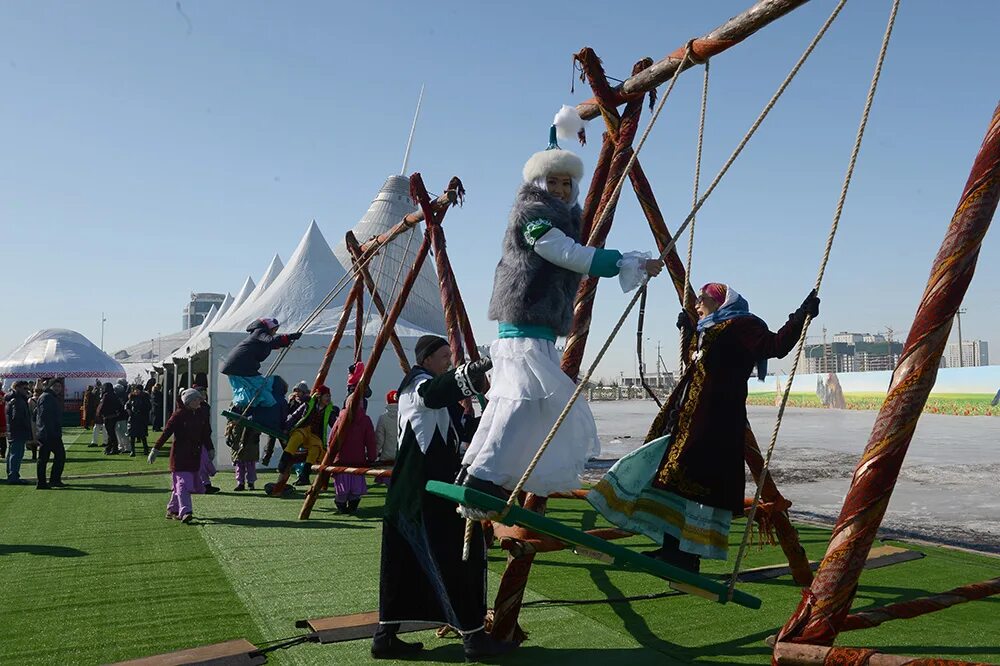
<box><xmin>772</xmin><ymin>642</ymin><xmax>991</xmax><ymax>666</ymax></box>
<box><xmin>311</xmin><ymin>276</ymin><xmax>365</xmax><ymax>392</ymax></box>
<box><xmin>299</xmin><ymin>174</ymin><xmax>462</xmax><ymax>520</ymax></box>
<box><xmin>345</xmin><ymin>231</ymin><xmax>410</xmax><ymax>374</ymax></box>
<box><xmin>357</xmin><ymin>183</ymin><xmax>462</xmax><ymax>255</ymax></box>
<box><xmin>575</xmin><ymin>0</ymin><xmax>812</xmax><ymax>120</ymax></box>
<box><xmin>777</xmin><ymin>101</ymin><xmax>1000</xmax><ymax>647</ymax></box>
<box><xmin>560</xmin><ymin>56</ymin><xmax>650</xmax><ymax>379</ymax></box>
<box><xmin>300</xmin><ymin>233</ymin><xmax>432</xmax><ymax>520</ymax></box>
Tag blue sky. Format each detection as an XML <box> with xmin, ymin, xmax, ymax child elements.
<box><xmin>2</xmin><ymin>0</ymin><xmax>999</xmax><ymax>380</ymax></box>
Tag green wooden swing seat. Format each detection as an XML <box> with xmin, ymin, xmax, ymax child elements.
<box><xmin>425</xmin><ymin>481</ymin><xmax>762</xmax><ymax>609</ymax></box>
<box><xmin>222</xmin><ymin>410</ymin><xmax>289</xmax><ymax>442</ymax></box>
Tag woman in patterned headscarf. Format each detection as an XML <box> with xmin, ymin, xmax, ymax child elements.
<box><xmin>589</xmin><ymin>283</ymin><xmax>819</xmax><ymax>573</ymax></box>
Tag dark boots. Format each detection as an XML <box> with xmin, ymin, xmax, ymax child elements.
<box><xmin>646</xmin><ymin>533</ymin><xmax>701</xmax><ymax>574</ymax></box>
<box><xmin>371</xmin><ymin>623</ymin><xmax>423</xmax><ymax>659</ymax></box>
<box><xmin>463</xmin><ymin>629</ymin><xmax>518</xmax><ymax>661</ymax></box>
<box><xmin>293</xmin><ymin>467</ymin><xmax>311</xmax><ymax>486</ymax></box>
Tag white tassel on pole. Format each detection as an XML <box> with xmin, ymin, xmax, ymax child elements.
<box><xmin>553</xmin><ymin>104</ymin><xmax>586</xmax><ymax>145</ymax></box>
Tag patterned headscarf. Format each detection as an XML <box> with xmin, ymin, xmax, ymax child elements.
<box><xmin>696</xmin><ymin>283</ymin><xmax>769</xmax><ymax>381</ymax></box>
<box><xmin>699</xmin><ymin>283</ymin><xmax>727</xmax><ymax>307</ymax></box>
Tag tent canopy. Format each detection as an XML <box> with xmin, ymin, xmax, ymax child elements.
<box><xmin>332</xmin><ymin>174</ymin><xmax>446</xmax><ymax>335</ymax></box>
<box><xmin>0</xmin><ymin>328</ymin><xmax>126</xmax><ymax>380</ymax></box>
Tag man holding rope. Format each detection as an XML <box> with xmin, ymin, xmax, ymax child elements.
<box><xmin>373</xmin><ymin>335</ymin><xmax>513</xmax><ymax>660</ymax></box>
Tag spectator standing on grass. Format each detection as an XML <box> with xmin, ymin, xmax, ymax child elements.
<box><xmin>375</xmin><ymin>390</ymin><xmax>400</xmax><ymax>464</ymax></box>
<box><xmin>35</xmin><ymin>378</ymin><xmax>66</xmax><ymax>490</ymax></box>
<box><xmin>151</xmin><ymin>383</ymin><xmax>164</xmax><ymax>431</ymax></box>
<box><xmin>126</xmin><ymin>386</ymin><xmax>152</xmax><ymax>457</ymax></box>
<box><xmin>88</xmin><ymin>381</ymin><xmax>104</xmax><ymax>447</ymax></box>
<box><xmin>5</xmin><ymin>381</ymin><xmax>32</xmax><ymax>484</ymax></box>
<box><xmin>27</xmin><ymin>382</ymin><xmax>43</xmax><ymax>461</ymax></box>
<box><xmin>96</xmin><ymin>382</ymin><xmax>124</xmax><ymax>455</ymax></box>
<box><xmin>114</xmin><ymin>379</ymin><xmax>130</xmax><ymax>453</ymax></box>
<box><xmin>0</xmin><ymin>380</ymin><xmax>7</xmax><ymax>461</ymax></box>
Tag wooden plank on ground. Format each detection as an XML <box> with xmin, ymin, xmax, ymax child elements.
<box><xmin>296</xmin><ymin>611</ymin><xmax>439</xmax><ymax>644</ymax></box>
<box><xmin>108</xmin><ymin>639</ymin><xmax>264</xmax><ymax>666</ymax></box>
<box><xmin>738</xmin><ymin>545</ymin><xmax>923</xmax><ymax>583</ymax></box>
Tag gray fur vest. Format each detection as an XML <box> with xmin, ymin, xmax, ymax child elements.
<box><xmin>487</xmin><ymin>184</ymin><xmax>584</xmax><ymax>336</ymax></box>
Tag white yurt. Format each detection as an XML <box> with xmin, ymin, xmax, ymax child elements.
<box><xmin>0</xmin><ymin>328</ymin><xmax>127</xmax><ymax>420</ymax></box>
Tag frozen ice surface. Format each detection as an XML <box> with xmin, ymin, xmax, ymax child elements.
<box><xmin>588</xmin><ymin>401</ymin><xmax>1000</xmax><ymax>553</ymax></box>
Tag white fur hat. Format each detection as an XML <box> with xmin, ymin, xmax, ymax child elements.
<box><xmin>522</xmin><ymin>105</ymin><xmax>586</xmax><ymax>183</ymax></box>
<box><xmin>522</xmin><ymin>148</ymin><xmax>584</xmax><ymax>183</ymax></box>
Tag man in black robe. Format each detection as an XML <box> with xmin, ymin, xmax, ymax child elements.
<box><xmin>373</xmin><ymin>335</ymin><xmax>516</xmax><ymax>661</ymax></box>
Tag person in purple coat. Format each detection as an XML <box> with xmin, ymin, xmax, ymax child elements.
<box><xmin>149</xmin><ymin>389</ymin><xmax>211</xmax><ymax>523</ymax></box>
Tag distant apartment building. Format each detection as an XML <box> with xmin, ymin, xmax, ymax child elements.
<box><xmin>182</xmin><ymin>292</ymin><xmax>226</xmax><ymax>329</ymax></box>
<box><xmin>800</xmin><ymin>337</ymin><xmax>903</xmax><ymax>373</ymax></box>
<box><xmin>941</xmin><ymin>340</ymin><xmax>989</xmax><ymax>368</ymax></box>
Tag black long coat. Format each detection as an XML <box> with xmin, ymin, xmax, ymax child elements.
<box><xmin>379</xmin><ymin>366</ymin><xmax>486</xmax><ymax>632</ymax></box>
<box><xmin>126</xmin><ymin>391</ymin><xmax>152</xmax><ymax>437</ymax></box>
<box><xmin>648</xmin><ymin>311</ymin><xmax>805</xmax><ymax>513</ymax></box>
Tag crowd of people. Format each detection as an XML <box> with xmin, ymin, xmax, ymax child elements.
<box><xmin>81</xmin><ymin>378</ymin><xmax>164</xmax><ymax>457</ymax></box>
<box><xmin>2</xmin><ymin>377</ymin><xmax>68</xmax><ymax>488</ymax></box>
<box><xmin>1</xmin><ymin>106</ymin><xmax>820</xmax><ymax>662</ymax></box>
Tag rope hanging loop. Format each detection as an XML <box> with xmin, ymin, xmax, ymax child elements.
<box><xmin>727</xmin><ymin>0</ymin><xmax>902</xmax><ymax>600</ymax></box>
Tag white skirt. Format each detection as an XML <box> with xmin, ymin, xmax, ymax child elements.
<box><xmin>463</xmin><ymin>337</ymin><xmax>601</xmax><ymax>496</ymax></box>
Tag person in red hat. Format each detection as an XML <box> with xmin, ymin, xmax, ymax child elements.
<box><xmin>375</xmin><ymin>390</ymin><xmax>399</xmax><ymax>465</ymax></box>
<box><xmin>330</xmin><ymin>390</ymin><xmax>377</xmax><ymax>514</ymax></box>
<box><xmin>264</xmin><ymin>385</ymin><xmax>338</xmax><ymax>497</ymax></box>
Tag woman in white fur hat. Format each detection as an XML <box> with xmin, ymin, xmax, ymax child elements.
<box><xmin>458</xmin><ymin>107</ymin><xmax>663</xmax><ymax>504</ymax></box>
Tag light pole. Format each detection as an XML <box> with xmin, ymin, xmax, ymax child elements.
<box><xmin>956</xmin><ymin>307</ymin><xmax>967</xmax><ymax>367</ymax></box>
<box><xmin>100</xmin><ymin>312</ymin><xmax>107</xmax><ymax>351</ymax></box>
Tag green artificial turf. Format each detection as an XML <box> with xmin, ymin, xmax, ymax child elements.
<box><xmin>12</xmin><ymin>427</ymin><xmax>172</xmax><ymax>480</ymax></box>
<box><xmin>1</xmin><ymin>439</ymin><xmax>998</xmax><ymax>665</ymax></box>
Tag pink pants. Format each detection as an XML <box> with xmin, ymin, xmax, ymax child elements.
<box><xmin>234</xmin><ymin>460</ymin><xmax>257</xmax><ymax>485</ymax></box>
<box><xmin>167</xmin><ymin>471</ymin><xmax>195</xmax><ymax>517</ymax></box>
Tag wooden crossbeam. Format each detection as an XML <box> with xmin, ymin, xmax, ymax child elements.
<box><xmin>575</xmin><ymin>0</ymin><xmax>812</xmax><ymax>120</ymax></box>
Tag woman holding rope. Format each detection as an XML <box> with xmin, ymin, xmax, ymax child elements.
<box><xmin>457</xmin><ymin>107</ymin><xmax>663</xmax><ymax>506</ymax></box>
<box><xmin>220</xmin><ymin>317</ymin><xmax>301</xmax><ymax>412</ymax></box>
<box><xmin>588</xmin><ymin>283</ymin><xmax>818</xmax><ymax>573</ymax></box>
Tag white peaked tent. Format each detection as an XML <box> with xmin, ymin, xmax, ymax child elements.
<box><xmin>211</xmin><ymin>254</ymin><xmax>284</xmax><ymax>339</ymax></box>
<box><xmin>332</xmin><ymin>175</ymin><xmax>447</xmax><ymax>336</ymax></box>
<box><xmin>0</xmin><ymin>329</ymin><xmax>126</xmax><ymax>400</ymax></box>
<box><xmin>209</xmin><ymin>274</ymin><xmax>258</xmax><ymax>334</ymax></box>
<box><xmin>187</xmin><ymin>222</ymin><xmax>442</xmax><ymax>466</ymax></box>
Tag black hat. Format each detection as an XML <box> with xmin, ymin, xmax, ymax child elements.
<box><xmin>415</xmin><ymin>335</ymin><xmax>449</xmax><ymax>364</ymax></box>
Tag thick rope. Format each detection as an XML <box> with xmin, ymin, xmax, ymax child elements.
<box><xmin>359</xmin><ymin>239</ymin><xmax>391</xmax><ymax>358</ymax></box>
<box><xmin>681</xmin><ymin>60</ymin><xmax>710</xmax><ymax>369</ymax></box>
<box><xmin>499</xmin><ymin>43</ymin><xmax>692</xmax><ymax>514</ymax></box>
<box><xmin>727</xmin><ymin>0</ymin><xmax>900</xmax><ymax>599</ymax></box>
<box><xmin>500</xmin><ymin>0</ymin><xmax>848</xmax><ymax>519</ymax></box>
<box><xmin>384</xmin><ymin>225</ymin><xmax>418</xmax><ymax>320</ymax></box>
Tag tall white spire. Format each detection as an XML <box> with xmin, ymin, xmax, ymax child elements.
<box><xmin>400</xmin><ymin>84</ymin><xmax>425</xmax><ymax>176</ymax></box>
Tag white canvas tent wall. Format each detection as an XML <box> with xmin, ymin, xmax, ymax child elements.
<box><xmin>332</xmin><ymin>174</ymin><xmax>446</xmax><ymax>336</ymax></box>
<box><xmin>189</xmin><ymin>221</ymin><xmax>442</xmax><ymax>467</ymax></box>
<box><xmin>0</xmin><ymin>328</ymin><xmax>126</xmax><ymax>400</ymax></box>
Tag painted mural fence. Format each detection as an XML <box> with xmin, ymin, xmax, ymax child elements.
<box><xmin>749</xmin><ymin>366</ymin><xmax>1000</xmax><ymax>416</ymax></box>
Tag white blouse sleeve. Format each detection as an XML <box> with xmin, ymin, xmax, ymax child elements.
<box><xmin>532</xmin><ymin>227</ymin><xmax>596</xmax><ymax>275</ymax></box>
